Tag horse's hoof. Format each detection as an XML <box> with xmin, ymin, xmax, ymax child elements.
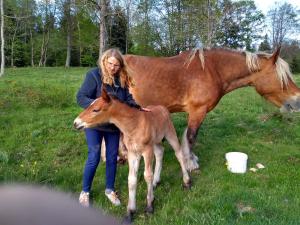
<box><xmin>153</xmin><ymin>181</ymin><xmax>161</xmax><ymax>188</ymax></box>
<box><xmin>191</xmin><ymin>168</ymin><xmax>200</xmax><ymax>174</ymax></box>
<box><xmin>145</xmin><ymin>205</ymin><xmax>154</xmax><ymax>214</ymax></box>
<box><xmin>186</xmin><ymin>162</ymin><xmax>199</xmax><ymax>172</ymax></box>
<box><xmin>122</xmin><ymin>213</ymin><xmax>133</xmax><ymax>224</ymax></box>
<box><xmin>183</xmin><ymin>181</ymin><xmax>192</xmax><ymax>190</ymax></box>
<box><xmin>117</xmin><ymin>158</ymin><xmax>127</xmax><ymax>165</ymax></box>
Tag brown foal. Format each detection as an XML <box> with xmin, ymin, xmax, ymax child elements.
<box><xmin>74</xmin><ymin>89</ymin><xmax>191</xmax><ymax>222</ymax></box>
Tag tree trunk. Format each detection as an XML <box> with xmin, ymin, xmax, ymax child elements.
<box><xmin>39</xmin><ymin>0</ymin><xmax>50</xmax><ymax>67</ymax></box>
<box><xmin>0</xmin><ymin>0</ymin><xmax>4</xmax><ymax>77</ymax></box>
<box><xmin>39</xmin><ymin>33</ymin><xmax>46</xmax><ymax>67</ymax></box>
<box><xmin>77</xmin><ymin>20</ymin><xmax>82</xmax><ymax>66</ymax></box>
<box><xmin>11</xmin><ymin>20</ymin><xmax>19</xmax><ymax>67</ymax></box>
<box><xmin>207</xmin><ymin>0</ymin><xmax>212</xmax><ymax>48</ymax></box>
<box><xmin>125</xmin><ymin>0</ymin><xmax>132</xmax><ymax>54</ymax></box>
<box><xmin>43</xmin><ymin>30</ymin><xmax>50</xmax><ymax>66</ymax></box>
<box><xmin>65</xmin><ymin>29</ymin><xmax>71</xmax><ymax>67</ymax></box>
<box><xmin>29</xmin><ymin>27</ymin><xmax>34</xmax><ymax>67</ymax></box>
<box><xmin>99</xmin><ymin>0</ymin><xmax>108</xmax><ymax>57</ymax></box>
<box><xmin>65</xmin><ymin>0</ymin><xmax>71</xmax><ymax>68</ymax></box>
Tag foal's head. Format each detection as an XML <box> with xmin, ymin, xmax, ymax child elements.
<box><xmin>248</xmin><ymin>48</ymin><xmax>300</xmax><ymax>112</ymax></box>
<box><xmin>74</xmin><ymin>89</ymin><xmax>113</xmax><ymax>130</ymax></box>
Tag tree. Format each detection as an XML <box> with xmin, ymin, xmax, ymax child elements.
<box><xmin>63</xmin><ymin>0</ymin><xmax>72</xmax><ymax>67</ymax></box>
<box><xmin>258</xmin><ymin>34</ymin><xmax>271</xmax><ymax>52</ymax></box>
<box><xmin>129</xmin><ymin>0</ymin><xmax>160</xmax><ymax>55</ymax></box>
<box><xmin>37</xmin><ymin>0</ymin><xmax>57</xmax><ymax>67</ymax></box>
<box><xmin>99</xmin><ymin>0</ymin><xmax>108</xmax><ymax>56</ymax></box>
<box><xmin>290</xmin><ymin>56</ymin><xmax>300</xmax><ymax>73</ymax></box>
<box><xmin>0</xmin><ymin>0</ymin><xmax>4</xmax><ymax>76</ymax></box>
<box><xmin>214</xmin><ymin>0</ymin><xmax>264</xmax><ymax>50</ymax></box>
<box><xmin>108</xmin><ymin>6</ymin><xmax>127</xmax><ymax>53</ymax></box>
<box><xmin>267</xmin><ymin>2</ymin><xmax>300</xmax><ymax>50</ymax></box>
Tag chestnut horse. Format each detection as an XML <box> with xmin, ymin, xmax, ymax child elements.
<box><xmin>74</xmin><ymin>89</ymin><xmax>191</xmax><ymax>223</ymax></box>
<box><xmin>125</xmin><ymin>48</ymin><xmax>300</xmax><ymax>171</ymax></box>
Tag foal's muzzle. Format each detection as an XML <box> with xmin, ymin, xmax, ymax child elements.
<box><xmin>73</xmin><ymin>118</ymin><xmax>85</xmax><ymax>130</ymax></box>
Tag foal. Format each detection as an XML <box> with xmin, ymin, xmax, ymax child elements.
<box><xmin>74</xmin><ymin>89</ymin><xmax>191</xmax><ymax>222</ymax></box>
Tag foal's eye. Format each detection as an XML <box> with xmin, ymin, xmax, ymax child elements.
<box><xmin>93</xmin><ymin>109</ymin><xmax>100</xmax><ymax>112</ymax></box>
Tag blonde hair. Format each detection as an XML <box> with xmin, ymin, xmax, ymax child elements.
<box><xmin>98</xmin><ymin>48</ymin><xmax>134</xmax><ymax>88</ymax></box>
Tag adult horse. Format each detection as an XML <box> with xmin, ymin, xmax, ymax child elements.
<box><xmin>124</xmin><ymin>48</ymin><xmax>300</xmax><ymax>171</ymax></box>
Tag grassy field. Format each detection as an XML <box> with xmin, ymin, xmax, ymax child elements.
<box><xmin>1</xmin><ymin>67</ymin><xmax>300</xmax><ymax>225</ymax></box>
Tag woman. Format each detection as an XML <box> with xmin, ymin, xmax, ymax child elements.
<box><xmin>77</xmin><ymin>48</ymin><xmax>145</xmax><ymax>207</ymax></box>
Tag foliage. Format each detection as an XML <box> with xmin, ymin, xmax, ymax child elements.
<box><xmin>267</xmin><ymin>2</ymin><xmax>300</xmax><ymax>50</ymax></box>
<box><xmin>107</xmin><ymin>6</ymin><xmax>128</xmax><ymax>53</ymax></box>
<box><xmin>1</xmin><ymin>0</ymin><xmax>300</xmax><ymax>68</ymax></box>
<box><xmin>258</xmin><ymin>34</ymin><xmax>272</xmax><ymax>52</ymax></box>
<box><xmin>1</xmin><ymin>68</ymin><xmax>300</xmax><ymax>224</ymax></box>
<box><xmin>290</xmin><ymin>56</ymin><xmax>300</xmax><ymax>73</ymax></box>
<box><xmin>280</xmin><ymin>40</ymin><xmax>300</xmax><ymax>74</ymax></box>
<box><xmin>214</xmin><ymin>0</ymin><xmax>264</xmax><ymax>50</ymax></box>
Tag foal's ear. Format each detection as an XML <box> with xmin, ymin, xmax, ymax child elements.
<box><xmin>271</xmin><ymin>46</ymin><xmax>281</xmax><ymax>65</ymax></box>
<box><xmin>101</xmin><ymin>87</ymin><xmax>111</xmax><ymax>103</ymax></box>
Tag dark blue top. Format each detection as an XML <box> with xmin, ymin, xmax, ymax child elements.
<box><xmin>77</xmin><ymin>67</ymin><xmax>140</xmax><ymax>132</ymax></box>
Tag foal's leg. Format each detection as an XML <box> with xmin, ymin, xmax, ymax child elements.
<box><xmin>126</xmin><ymin>151</ymin><xmax>141</xmax><ymax>222</ymax></box>
<box><xmin>142</xmin><ymin>148</ymin><xmax>154</xmax><ymax>213</ymax></box>
<box><xmin>153</xmin><ymin>144</ymin><xmax>164</xmax><ymax>188</ymax></box>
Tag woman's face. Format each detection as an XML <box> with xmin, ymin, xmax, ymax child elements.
<box><xmin>106</xmin><ymin>56</ymin><xmax>121</xmax><ymax>76</ymax></box>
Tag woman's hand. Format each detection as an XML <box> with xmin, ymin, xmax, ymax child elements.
<box><xmin>140</xmin><ymin>107</ymin><xmax>151</xmax><ymax>112</ymax></box>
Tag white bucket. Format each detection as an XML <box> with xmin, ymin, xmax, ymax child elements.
<box><xmin>225</xmin><ymin>152</ymin><xmax>248</xmax><ymax>173</ymax></box>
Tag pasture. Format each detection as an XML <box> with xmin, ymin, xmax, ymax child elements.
<box><xmin>0</xmin><ymin>67</ymin><xmax>300</xmax><ymax>225</ymax></box>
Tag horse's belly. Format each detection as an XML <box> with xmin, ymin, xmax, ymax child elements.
<box><xmin>131</xmin><ymin>85</ymin><xmax>185</xmax><ymax>112</ymax></box>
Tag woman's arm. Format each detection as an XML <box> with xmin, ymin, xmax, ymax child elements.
<box><xmin>124</xmin><ymin>88</ymin><xmax>141</xmax><ymax>109</ymax></box>
<box><xmin>76</xmin><ymin>71</ymin><xmax>98</xmax><ymax>109</ymax></box>
<box><xmin>125</xmin><ymin>88</ymin><xmax>150</xmax><ymax>112</ymax></box>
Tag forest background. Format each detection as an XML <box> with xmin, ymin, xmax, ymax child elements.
<box><xmin>0</xmin><ymin>0</ymin><xmax>300</xmax><ymax>76</ymax></box>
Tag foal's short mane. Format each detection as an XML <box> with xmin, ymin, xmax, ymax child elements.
<box><xmin>184</xmin><ymin>48</ymin><xmax>293</xmax><ymax>88</ymax></box>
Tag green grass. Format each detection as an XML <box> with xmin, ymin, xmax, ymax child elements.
<box><xmin>1</xmin><ymin>67</ymin><xmax>300</xmax><ymax>225</ymax></box>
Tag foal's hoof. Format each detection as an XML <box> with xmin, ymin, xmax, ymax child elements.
<box><xmin>145</xmin><ymin>205</ymin><xmax>154</xmax><ymax>214</ymax></box>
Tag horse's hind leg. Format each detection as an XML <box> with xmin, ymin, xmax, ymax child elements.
<box><xmin>181</xmin><ymin>128</ymin><xmax>199</xmax><ymax>171</ymax></box>
<box><xmin>182</xmin><ymin>108</ymin><xmax>207</xmax><ymax>171</ymax></box>
<box><xmin>142</xmin><ymin>148</ymin><xmax>154</xmax><ymax>214</ymax></box>
<box><xmin>165</xmin><ymin>124</ymin><xmax>191</xmax><ymax>188</ymax></box>
<box><xmin>153</xmin><ymin>144</ymin><xmax>164</xmax><ymax>188</ymax></box>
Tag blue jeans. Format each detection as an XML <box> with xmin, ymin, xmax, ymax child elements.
<box><xmin>82</xmin><ymin>128</ymin><xmax>120</xmax><ymax>192</ymax></box>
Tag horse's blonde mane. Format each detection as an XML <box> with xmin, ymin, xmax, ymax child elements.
<box><xmin>245</xmin><ymin>52</ymin><xmax>260</xmax><ymax>72</ymax></box>
<box><xmin>184</xmin><ymin>48</ymin><xmax>293</xmax><ymax>88</ymax></box>
<box><xmin>246</xmin><ymin>51</ymin><xmax>294</xmax><ymax>88</ymax></box>
<box><xmin>184</xmin><ymin>48</ymin><xmax>205</xmax><ymax>70</ymax></box>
